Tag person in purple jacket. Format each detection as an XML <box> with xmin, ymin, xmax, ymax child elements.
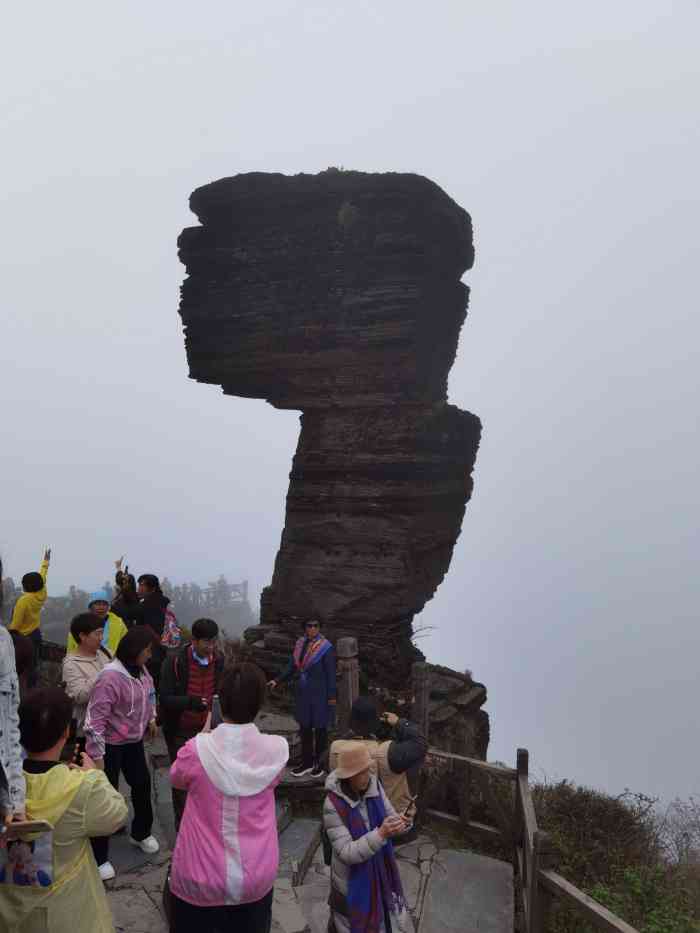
<box><xmin>84</xmin><ymin>626</ymin><xmax>160</xmax><ymax>881</ymax></box>
<box><xmin>168</xmin><ymin>662</ymin><xmax>289</xmax><ymax>932</ymax></box>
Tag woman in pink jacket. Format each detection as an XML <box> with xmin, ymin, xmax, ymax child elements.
<box><xmin>169</xmin><ymin>662</ymin><xmax>289</xmax><ymax>932</ymax></box>
<box><xmin>84</xmin><ymin>626</ymin><xmax>160</xmax><ymax>880</ymax></box>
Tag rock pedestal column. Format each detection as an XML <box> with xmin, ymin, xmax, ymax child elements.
<box><xmin>178</xmin><ymin>171</ymin><xmax>481</xmax><ymax>685</ymax></box>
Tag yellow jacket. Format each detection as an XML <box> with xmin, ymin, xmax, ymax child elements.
<box><xmin>0</xmin><ymin>762</ymin><xmax>127</xmax><ymax>933</ymax></box>
<box><xmin>9</xmin><ymin>559</ymin><xmax>49</xmax><ymax>636</ymax></box>
<box><xmin>66</xmin><ymin>612</ymin><xmax>127</xmax><ymax>656</ymax></box>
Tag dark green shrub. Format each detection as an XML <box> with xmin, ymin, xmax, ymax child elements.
<box><xmin>590</xmin><ymin>867</ymin><xmax>698</xmax><ymax>933</ymax></box>
<box><xmin>531</xmin><ymin>781</ymin><xmax>699</xmax><ymax>933</ymax></box>
<box><xmin>532</xmin><ymin>781</ymin><xmax>660</xmax><ymax>887</ymax></box>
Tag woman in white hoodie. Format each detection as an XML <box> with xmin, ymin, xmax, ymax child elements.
<box><xmin>168</xmin><ymin>662</ymin><xmax>289</xmax><ymax>932</ymax></box>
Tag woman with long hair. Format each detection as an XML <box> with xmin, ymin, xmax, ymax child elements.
<box><xmin>84</xmin><ymin>626</ymin><xmax>160</xmax><ymax>880</ymax></box>
<box><xmin>110</xmin><ymin>569</ymin><xmax>170</xmax><ymax>689</ymax></box>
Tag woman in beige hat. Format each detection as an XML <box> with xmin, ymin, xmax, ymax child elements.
<box><xmin>323</xmin><ymin>744</ymin><xmax>410</xmax><ymax>932</ymax></box>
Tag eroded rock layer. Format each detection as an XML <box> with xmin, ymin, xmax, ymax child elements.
<box><xmin>178</xmin><ymin>171</ymin><xmax>481</xmax><ymax>684</ymax></box>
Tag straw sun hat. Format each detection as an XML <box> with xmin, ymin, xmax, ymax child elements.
<box><xmin>335</xmin><ymin>744</ymin><xmax>372</xmax><ymax>779</ymax></box>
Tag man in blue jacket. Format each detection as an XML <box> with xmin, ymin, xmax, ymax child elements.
<box><xmin>268</xmin><ymin>619</ymin><xmax>336</xmax><ymax>778</ymax></box>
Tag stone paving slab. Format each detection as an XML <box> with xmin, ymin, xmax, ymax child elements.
<box><xmin>110</xmin><ymin>886</ymin><xmax>167</xmax><ymax>933</ymax></box>
<box><xmin>274</xmin><ymin>877</ymin><xmax>311</xmax><ymax>932</ymax></box>
<box><xmin>109</xmin><ymin>829</ymin><xmax>168</xmax><ymax>875</ymax></box>
<box><xmin>151</xmin><ymin>764</ymin><xmax>177</xmax><ymax>852</ymax></box>
<box><xmin>108</xmin><ymin>766</ymin><xmax>172</xmax><ymax>875</ymax></box>
<box><xmin>278</xmin><ymin>817</ymin><xmax>321</xmax><ymax>884</ymax></box>
<box><xmin>419</xmin><ymin>849</ymin><xmax>513</xmax><ymax>933</ymax></box>
<box><xmin>295</xmin><ymin>881</ymin><xmax>331</xmax><ymax>933</ymax></box>
<box><xmin>398</xmin><ymin>860</ymin><xmax>423</xmax><ymax>915</ymax></box>
<box><xmin>108</xmin><ymin>857</ymin><xmax>170</xmax><ymax>933</ymax></box>
<box><xmin>106</xmin><ymin>738</ymin><xmax>172</xmax><ymax>927</ymax></box>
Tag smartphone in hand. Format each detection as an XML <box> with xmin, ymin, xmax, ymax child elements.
<box><xmin>3</xmin><ymin>820</ymin><xmax>53</xmax><ymax>840</ymax></box>
<box><xmin>210</xmin><ymin>695</ymin><xmax>223</xmax><ymax>729</ymax></box>
<box><xmin>402</xmin><ymin>795</ymin><xmax>418</xmax><ymax>817</ymax></box>
<box><xmin>73</xmin><ymin>737</ymin><xmax>87</xmax><ymax>767</ymax></box>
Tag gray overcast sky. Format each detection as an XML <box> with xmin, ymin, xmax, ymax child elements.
<box><xmin>1</xmin><ymin>2</ymin><xmax>698</xmax><ymax>803</ymax></box>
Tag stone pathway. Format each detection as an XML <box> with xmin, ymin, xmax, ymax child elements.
<box><xmin>108</xmin><ymin>855</ymin><xmax>170</xmax><ymax>933</ymax></box>
<box><xmin>105</xmin><ymin>738</ymin><xmax>171</xmax><ymax>931</ymax></box>
<box><xmin>105</xmin><ymin>740</ymin><xmax>512</xmax><ymax>932</ymax></box>
<box><xmin>419</xmin><ymin>849</ymin><xmax>513</xmax><ymax>933</ymax></box>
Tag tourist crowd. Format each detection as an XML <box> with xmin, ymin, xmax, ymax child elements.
<box><xmin>0</xmin><ymin>551</ymin><xmax>425</xmax><ymax>933</ymax></box>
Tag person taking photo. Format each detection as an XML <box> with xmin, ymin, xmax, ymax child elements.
<box><xmin>323</xmin><ymin>744</ymin><xmax>410</xmax><ymax>933</ymax></box>
<box><xmin>0</xmin><ymin>686</ymin><xmax>127</xmax><ymax>933</ymax></box>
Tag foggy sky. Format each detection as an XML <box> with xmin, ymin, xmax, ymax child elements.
<box><xmin>1</xmin><ymin>2</ymin><xmax>698</xmax><ymax>803</ymax></box>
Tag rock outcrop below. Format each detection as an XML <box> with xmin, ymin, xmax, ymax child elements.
<box><xmin>178</xmin><ymin>171</ymin><xmax>481</xmax><ymax>683</ymax></box>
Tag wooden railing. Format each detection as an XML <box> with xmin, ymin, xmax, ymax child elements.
<box><xmin>424</xmin><ymin>746</ymin><xmax>639</xmax><ymax>933</ymax></box>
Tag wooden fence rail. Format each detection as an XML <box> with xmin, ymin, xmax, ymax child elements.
<box><xmin>424</xmin><ymin>745</ymin><xmax>639</xmax><ymax>933</ymax></box>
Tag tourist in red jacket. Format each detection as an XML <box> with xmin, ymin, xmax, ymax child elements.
<box><xmin>159</xmin><ymin>618</ymin><xmax>224</xmax><ymax>830</ymax></box>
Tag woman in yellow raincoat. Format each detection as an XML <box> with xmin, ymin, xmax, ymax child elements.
<box><xmin>0</xmin><ymin>686</ymin><xmax>127</xmax><ymax>933</ymax></box>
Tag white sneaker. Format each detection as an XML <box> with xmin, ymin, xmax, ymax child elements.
<box><xmin>130</xmin><ymin>835</ymin><xmax>160</xmax><ymax>855</ymax></box>
<box><xmin>98</xmin><ymin>861</ymin><xmax>116</xmax><ymax>881</ymax></box>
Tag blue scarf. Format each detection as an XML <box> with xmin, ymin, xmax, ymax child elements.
<box><xmin>327</xmin><ymin>789</ymin><xmax>406</xmax><ymax>933</ymax></box>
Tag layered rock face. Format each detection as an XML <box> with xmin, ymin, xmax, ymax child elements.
<box><xmin>178</xmin><ymin>171</ymin><xmax>481</xmax><ymax>684</ymax></box>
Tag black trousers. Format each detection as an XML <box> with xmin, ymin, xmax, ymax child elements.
<box><xmin>147</xmin><ymin>645</ymin><xmax>164</xmax><ymax>691</ymax></box>
<box><xmin>91</xmin><ymin>740</ymin><xmax>153</xmax><ymax>865</ymax></box>
<box><xmin>170</xmin><ymin>888</ymin><xmax>273</xmax><ymax>933</ymax></box>
<box><xmin>28</xmin><ymin>629</ymin><xmax>42</xmax><ymax>688</ymax></box>
<box><xmin>300</xmin><ymin>727</ymin><xmax>327</xmax><ymax>768</ymax></box>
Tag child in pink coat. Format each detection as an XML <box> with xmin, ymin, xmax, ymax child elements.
<box><xmin>169</xmin><ymin>663</ymin><xmax>289</xmax><ymax>932</ymax></box>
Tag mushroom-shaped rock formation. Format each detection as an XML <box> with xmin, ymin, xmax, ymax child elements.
<box><xmin>178</xmin><ymin>171</ymin><xmax>481</xmax><ymax>685</ymax></box>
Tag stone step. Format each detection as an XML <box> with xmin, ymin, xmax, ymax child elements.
<box><xmin>278</xmin><ymin>817</ymin><xmax>321</xmax><ymax>887</ymax></box>
<box><xmin>418</xmin><ymin>849</ymin><xmax>513</xmax><ymax>933</ymax></box>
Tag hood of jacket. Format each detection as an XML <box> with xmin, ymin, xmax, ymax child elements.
<box><xmin>25</xmin><ymin>763</ymin><xmax>85</xmax><ymax>828</ymax></box>
<box><xmin>195</xmin><ymin>722</ymin><xmax>288</xmax><ymax>797</ymax></box>
<box><xmin>98</xmin><ymin>657</ymin><xmax>149</xmax><ymax>716</ymax></box>
<box><xmin>324</xmin><ymin>769</ymin><xmax>380</xmax><ymax>808</ymax></box>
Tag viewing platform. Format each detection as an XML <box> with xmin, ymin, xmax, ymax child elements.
<box><xmin>105</xmin><ymin>734</ymin><xmax>513</xmax><ymax>933</ymax></box>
